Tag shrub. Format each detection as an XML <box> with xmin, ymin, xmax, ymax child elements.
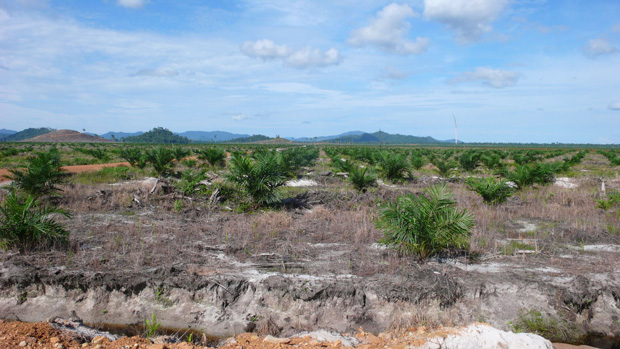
<box><xmin>0</xmin><ymin>191</ymin><xmax>71</xmax><ymax>250</ymax></box>
<box><xmin>377</xmin><ymin>184</ymin><xmax>474</xmax><ymax>260</ymax></box>
<box><xmin>175</xmin><ymin>169</ymin><xmax>208</xmax><ymax>196</ymax></box>
<box><xmin>197</xmin><ymin>147</ymin><xmax>226</xmax><ymax>167</ymax></box>
<box><xmin>349</xmin><ymin>166</ymin><xmax>377</xmax><ymax>193</ymax></box>
<box><xmin>145</xmin><ymin>146</ymin><xmax>176</xmax><ymax>177</ymax></box>
<box><xmin>509</xmin><ymin>309</ymin><xmax>575</xmax><ymax>342</ymax></box>
<box><xmin>466</xmin><ymin>177</ymin><xmax>515</xmax><ymax>205</ymax></box>
<box><xmin>377</xmin><ymin>151</ymin><xmax>410</xmax><ymax>181</ymax></box>
<box><xmin>227</xmin><ymin>152</ymin><xmax>286</xmax><ymax>206</ymax></box>
<box><xmin>8</xmin><ymin>148</ymin><xmax>66</xmax><ymax>198</ymax></box>
<box><xmin>596</xmin><ymin>190</ymin><xmax>620</xmax><ymax>210</ymax></box>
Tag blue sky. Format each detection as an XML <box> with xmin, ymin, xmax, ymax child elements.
<box><xmin>0</xmin><ymin>0</ymin><xmax>619</xmax><ymax>143</ymax></box>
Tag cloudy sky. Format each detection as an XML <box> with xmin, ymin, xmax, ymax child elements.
<box><xmin>0</xmin><ymin>0</ymin><xmax>619</xmax><ymax>143</ymax></box>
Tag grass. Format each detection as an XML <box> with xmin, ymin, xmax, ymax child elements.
<box><xmin>509</xmin><ymin>309</ymin><xmax>577</xmax><ymax>342</ymax></box>
<box><xmin>68</xmin><ymin>166</ymin><xmax>141</xmax><ymax>185</ymax></box>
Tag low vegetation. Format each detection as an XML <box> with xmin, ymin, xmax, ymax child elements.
<box><xmin>377</xmin><ymin>184</ymin><xmax>474</xmax><ymax>260</ymax></box>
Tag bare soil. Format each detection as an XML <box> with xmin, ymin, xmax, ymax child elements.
<box><xmin>1</xmin><ymin>152</ymin><xmax>619</xmax><ymax>347</ymax></box>
<box><xmin>20</xmin><ymin>130</ymin><xmax>113</xmax><ymax>143</ymax></box>
<box><xmin>0</xmin><ymin>163</ymin><xmax>130</xmax><ymax>183</ymax></box>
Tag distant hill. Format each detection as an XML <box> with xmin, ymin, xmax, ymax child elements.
<box><xmin>331</xmin><ymin>131</ymin><xmax>445</xmax><ymax>144</ymax></box>
<box><xmin>1</xmin><ymin>127</ymin><xmax>54</xmax><ymax>142</ymax></box>
<box><xmin>177</xmin><ymin>131</ymin><xmax>250</xmax><ymax>142</ymax></box>
<box><xmin>288</xmin><ymin>131</ymin><xmax>365</xmax><ymax>142</ymax></box>
<box><xmin>21</xmin><ymin>129</ymin><xmax>113</xmax><ymax>143</ymax></box>
<box><xmin>0</xmin><ymin>129</ymin><xmax>17</xmax><ymax>138</ymax></box>
<box><xmin>123</xmin><ymin>127</ymin><xmax>190</xmax><ymax>144</ymax></box>
<box><xmin>100</xmin><ymin>131</ymin><xmax>144</xmax><ymax>140</ymax></box>
<box><xmin>226</xmin><ymin>134</ymin><xmax>271</xmax><ymax>143</ymax></box>
<box><xmin>255</xmin><ymin>137</ymin><xmax>294</xmax><ymax>144</ymax></box>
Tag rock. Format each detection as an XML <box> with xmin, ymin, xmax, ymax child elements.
<box><xmin>424</xmin><ymin>323</ymin><xmax>552</xmax><ymax>349</ymax></box>
<box><xmin>294</xmin><ymin>330</ymin><xmax>359</xmax><ymax>347</ymax></box>
<box><xmin>263</xmin><ymin>335</ymin><xmax>290</xmax><ymax>344</ymax></box>
<box><xmin>319</xmin><ymin>171</ymin><xmax>333</xmax><ymax>176</ymax></box>
<box><xmin>92</xmin><ymin>336</ymin><xmax>105</xmax><ymax>344</ymax></box>
<box><xmin>54</xmin><ymin>344</ymin><xmax>64</xmax><ymax>349</ymax></box>
<box><xmin>50</xmin><ymin>337</ymin><xmax>60</xmax><ymax>344</ymax></box>
<box><xmin>19</xmin><ymin>341</ymin><xmax>27</xmax><ymax>347</ymax></box>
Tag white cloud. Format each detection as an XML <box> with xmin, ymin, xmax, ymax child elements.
<box><xmin>450</xmin><ymin>67</ymin><xmax>520</xmax><ymax>88</ymax></box>
<box><xmin>348</xmin><ymin>3</ymin><xmax>429</xmax><ymax>55</ymax></box>
<box><xmin>232</xmin><ymin>114</ymin><xmax>247</xmax><ymax>121</ymax></box>
<box><xmin>241</xmin><ymin>40</ymin><xmax>341</xmax><ymax>68</ymax></box>
<box><xmin>117</xmin><ymin>0</ymin><xmax>148</xmax><ymax>9</ymax></box>
<box><xmin>424</xmin><ymin>0</ymin><xmax>509</xmax><ymax>43</ymax></box>
<box><xmin>583</xmin><ymin>38</ymin><xmax>617</xmax><ymax>58</ymax></box>
<box><xmin>286</xmin><ymin>47</ymin><xmax>341</xmax><ymax>68</ymax></box>
<box><xmin>609</xmin><ymin>102</ymin><xmax>620</xmax><ymax>110</ymax></box>
<box><xmin>240</xmin><ymin>39</ymin><xmax>291</xmax><ymax>59</ymax></box>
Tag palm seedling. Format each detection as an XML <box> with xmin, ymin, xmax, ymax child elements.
<box><xmin>432</xmin><ymin>159</ymin><xmax>457</xmax><ymax>178</ymax></box>
<box><xmin>226</xmin><ymin>152</ymin><xmax>286</xmax><ymax>206</ymax></box>
<box><xmin>377</xmin><ymin>151</ymin><xmax>410</xmax><ymax>182</ymax></box>
<box><xmin>0</xmin><ymin>191</ymin><xmax>71</xmax><ymax>250</ymax></box>
<box><xmin>349</xmin><ymin>166</ymin><xmax>377</xmax><ymax>193</ymax></box>
<box><xmin>197</xmin><ymin>147</ymin><xmax>226</xmax><ymax>167</ymax></box>
<box><xmin>145</xmin><ymin>146</ymin><xmax>176</xmax><ymax>177</ymax></box>
<box><xmin>458</xmin><ymin>150</ymin><xmax>481</xmax><ymax>172</ymax></box>
<box><xmin>466</xmin><ymin>177</ymin><xmax>515</xmax><ymax>205</ymax></box>
<box><xmin>376</xmin><ymin>184</ymin><xmax>474</xmax><ymax>260</ymax></box>
<box><xmin>172</xmin><ymin>147</ymin><xmax>191</xmax><ymax>162</ymax></box>
<box><xmin>120</xmin><ymin>148</ymin><xmax>148</xmax><ymax>168</ymax></box>
<box><xmin>8</xmin><ymin>148</ymin><xmax>66</xmax><ymax>198</ymax></box>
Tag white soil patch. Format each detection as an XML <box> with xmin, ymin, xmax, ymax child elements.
<box><xmin>580</xmin><ymin>244</ymin><xmax>620</xmax><ymax>252</ymax></box>
<box><xmin>286</xmin><ymin>179</ymin><xmax>319</xmax><ymax>187</ymax></box>
<box><xmin>516</xmin><ymin>220</ymin><xmax>537</xmax><ymax>233</ymax></box>
<box><xmin>376</xmin><ymin>179</ymin><xmax>397</xmax><ymax>188</ymax></box>
<box><xmin>554</xmin><ymin>177</ymin><xmax>578</xmax><ymax>189</ymax></box>
<box><xmin>110</xmin><ymin>177</ymin><xmax>158</xmax><ymax>187</ymax></box>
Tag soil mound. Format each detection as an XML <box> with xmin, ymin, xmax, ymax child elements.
<box><xmin>20</xmin><ymin>129</ymin><xmax>113</xmax><ymax>143</ymax></box>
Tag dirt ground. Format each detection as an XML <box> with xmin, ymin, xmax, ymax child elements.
<box><xmin>0</xmin><ymin>163</ymin><xmax>130</xmax><ymax>183</ymax></box>
<box><xmin>1</xmin><ymin>152</ymin><xmax>619</xmax><ymax>348</ymax></box>
<box><xmin>0</xmin><ymin>320</ymin><xmax>592</xmax><ymax>349</ymax></box>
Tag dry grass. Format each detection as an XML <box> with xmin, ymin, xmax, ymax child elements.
<box><xmin>1</xmin><ymin>148</ymin><xmax>619</xmax><ymax>279</ymax></box>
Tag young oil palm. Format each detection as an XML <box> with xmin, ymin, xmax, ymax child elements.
<box><xmin>227</xmin><ymin>152</ymin><xmax>286</xmax><ymax>206</ymax></box>
<box><xmin>377</xmin><ymin>184</ymin><xmax>474</xmax><ymax>260</ymax></box>
<box><xmin>0</xmin><ymin>191</ymin><xmax>71</xmax><ymax>250</ymax></box>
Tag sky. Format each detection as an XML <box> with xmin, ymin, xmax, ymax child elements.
<box><xmin>0</xmin><ymin>0</ymin><xmax>619</xmax><ymax>143</ymax></box>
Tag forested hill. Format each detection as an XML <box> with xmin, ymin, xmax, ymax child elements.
<box><xmin>0</xmin><ymin>128</ymin><xmax>54</xmax><ymax>142</ymax></box>
<box><xmin>122</xmin><ymin>127</ymin><xmax>190</xmax><ymax>144</ymax></box>
<box><xmin>330</xmin><ymin>131</ymin><xmax>447</xmax><ymax>144</ymax></box>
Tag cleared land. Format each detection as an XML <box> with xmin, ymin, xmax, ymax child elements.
<box><xmin>0</xmin><ymin>143</ymin><xmax>619</xmax><ymax>347</ymax></box>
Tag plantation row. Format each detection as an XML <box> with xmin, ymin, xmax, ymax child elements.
<box><xmin>1</xmin><ymin>144</ymin><xmax>619</xmax><ymax>259</ymax></box>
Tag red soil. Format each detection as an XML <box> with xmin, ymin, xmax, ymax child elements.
<box><xmin>0</xmin><ymin>162</ymin><xmax>130</xmax><ymax>183</ymax></box>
